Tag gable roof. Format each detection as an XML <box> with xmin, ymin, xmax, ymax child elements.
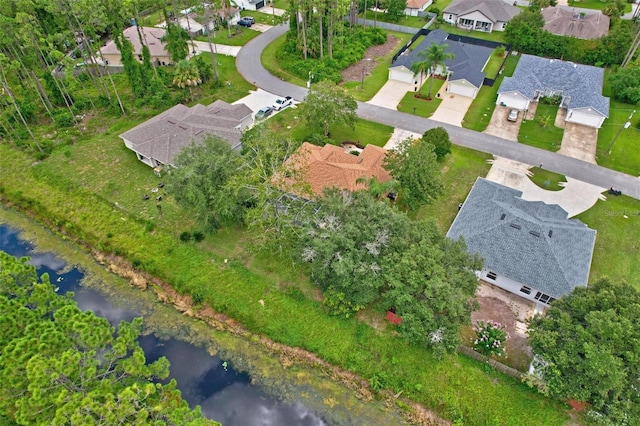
<box><xmin>391</xmin><ymin>29</ymin><xmax>492</xmax><ymax>88</ymax></box>
<box><xmin>447</xmin><ymin>178</ymin><xmax>596</xmax><ymax>299</ymax></box>
<box><xmin>444</xmin><ymin>0</ymin><xmax>521</xmax><ymax>23</ymax></box>
<box><xmin>276</xmin><ymin>142</ymin><xmax>392</xmax><ymax>199</ymax></box>
<box><xmin>120</xmin><ymin>100</ymin><xmax>252</xmax><ymax>166</ymax></box>
<box><xmin>100</xmin><ymin>26</ymin><xmax>169</xmax><ymax>58</ymax></box>
<box><xmin>499</xmin><ymin>54</ymin><xmax>609</xmax><ymax>117</ymax></box>
<box><xmin>542</xmin><ymin>7</ymin><xmax>609</xmax><ymax>40</ymax></box>
<box><xmin>407</xmin><ymin>0</ymin><xmax>431</xmax><ymax>8</ymax></box>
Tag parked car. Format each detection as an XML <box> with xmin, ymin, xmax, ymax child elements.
<box><xmin>507</xmin><ymin>109</ymin><xmax>519</xmax><ymax>122</ymax></box>
<box><xmin>272</xmin><ymin>96</ymin><xmax>293</xmax><ymax>111</ymax></box>
<box><xmin>238</xmin><ymin>17</ymin><xmax>255</xmax><ymax>27</ymax></box>
<box><xmin>255</xmin><ymin>106</ymin><xmax>273</xmax><ymax>120</ymax></box>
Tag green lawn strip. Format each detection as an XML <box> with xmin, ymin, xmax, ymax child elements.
<box><xmin>0</xmin><ymin>143</ymin><xmax>571</xmax><ymax>425</ymax></box>
<box><xmin>482</xmin><ymin>50</ymin><xmax>506</xmax><ymax>78</ymax></box>
<box><xmin>463</xmin><ymin>54</ymin><xmax>519</xmax><ymax>132</ymax></box>
<box><xmin>576</xmin><ymin>196</ymin><xmax>640</xmax><ymax>289</ymax></box>
<box><xmin>240</xmin><ymin>10</ymin><xmax>285</xmax><ymax>26</ymax></box>
<box><xmin>517</xmin><ymin>104</ymin><xmax>563</xmax><ymax>152</ymax></box>
<box><xmin>596</xmin><ymin>73</ymin><xmax>640</xmax><ymax>174</ymax></box>
<box><xmin>140</xmin><ymin>10</ymin><xmax>165</xmax><ymax>26</ymax></box>
<box><xmin>195</xmin><ymin>28</ymin><xmax>260</xmax><ymax>46</ymax></box>
<box><xmin>359</xmin><ymin>11</ymin><xmax>428</xmax><ymax>28</ymax></box>
<box><xmin>568</xmin><ymin>0</ymin><xmax>632</xmax><ymax>12</ymax></box>
<box><xmin>192</xmin><ymin>54</ymin><xmax>256</xmax><ymax>104</ymax></box>
<box><xmin>435</xmin><ymin>22</ymin><xmax>507</xmax><ymax>44</ymax></box>
<box><xmin>285</xmin><ymin>113</ymin><xmax>393</xmax><ymax>147</ymax></box>
<box><xmin>344</xmin><ymin>32</ymin><xmax>414</xmax><ymax>101</ymax></box>
<box><xmin>415</xmin><ymin>145</ymin><xmax>492</xmax><ymax>232</ymax></box>
<box><xmin>261</xmin><ymin>34</ymin><xmax>308</xmax><ymax>87</ymax></box>
<box><xmin>527</xmin><ymin>167</ymin><xmax>567</xmax><ymax>191</ymax></box>
<box><xmin>397</xmin><ymin>79</ymin><xmax>446</xmax><ymax>118</ymax></box>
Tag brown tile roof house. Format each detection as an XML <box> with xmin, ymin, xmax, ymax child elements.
<box><xmin>277</xmin><ymin>142</ymin><xmax>392</xmax><ymax>199</ymax></box>
<box><xmin>100</xmin><ymin>26</ymin><xmax>172</xmax><ymax>66</ymax></box>
<box><xmin>542</xmin><ymin>7</ymin><xmax>609</xmax><ymax>40</ymax></box>
<box><xmin>120</xmin><ymin>100</ymin><xmax>253</xmax><ymax>168</ymax></box>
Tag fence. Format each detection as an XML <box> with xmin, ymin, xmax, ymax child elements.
<box><xmin>351</xmin><ymin>12</ymin><xmax>437</xmax><ymax>35</ymax></box>
<box><xmin>458</xmin><ymin>346</ymin><xmax>524</xmax><ymax>380</ymax></box>
<box><xmin>52</xmin><ymin>65</ymin><xmax>125</xmax><ymax>80</ymax></box>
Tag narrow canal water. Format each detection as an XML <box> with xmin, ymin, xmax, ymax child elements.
<box><xmin>0</xmin><ymin>223</ymin><xmax>326</xmax><ymax>426</ymax></box>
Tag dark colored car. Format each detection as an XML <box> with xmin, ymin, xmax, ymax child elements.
<box><xmin>238</xmin><ymin>17</ymin><xmax>254</xmax><ymax>27</ymax></box>
<box><xmin>255</xmin><ymin>106</ymin><xmax>273</xmax><ymax>120</ymax></box>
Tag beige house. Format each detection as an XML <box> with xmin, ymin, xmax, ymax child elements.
<box><xmin>542</xmin><ymin>7</ymin><xmax>609</xmax><ymax>40</ymax></box>
<box><xmin>443</xmin><ymin>0</ymin><xmax>521</xmax><ymax>33</ymax></box>
<box><xmin>100</xmin><ymin>26</ymin><xmax>172</xmax><ymax>67</ymax></box>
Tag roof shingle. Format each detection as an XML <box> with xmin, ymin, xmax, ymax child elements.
<box><xmin>444</xmin><ymin>0</ymin><xmax>522</xmax><ymax>23</ymax></box>
<box><xmin>542</xmin><ymin>7</ymin><xmax>609</xmax><ymax>40</ymax></box>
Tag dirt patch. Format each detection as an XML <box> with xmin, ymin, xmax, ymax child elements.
<box><xmin>341</xmin><ymin>35</ymin><xmax>401</xmax><ymax>83</ymax></box>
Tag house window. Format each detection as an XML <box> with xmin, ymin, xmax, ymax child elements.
<box><xmin>449</xmin><ymin>14</ymin><xmax>453</xmax><ymax>20</ymax></box>
<box><xmin>534</xmin><ymin>292</ymin><xmax>553</xmax><ymax>305</ymax></box>
<box><xmin>519</xmin><ymin>286</ymin><xmax>531</xmax><ymax>295</ymax></box>
<box><xmin>486</xmin><ymin>271</ymin><xmax>497</xmax><ymax>280</ymax></box>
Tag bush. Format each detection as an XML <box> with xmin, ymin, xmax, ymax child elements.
<box><xmin>473</xmin><ymin>320</ymin><xmax>509</xmax><ymax>358</ymax></box>
<box><xmin>179</xmin><ymin>231</ymin><xmax>192</xmax><ymax>242</ymax></box>
<box><xmin>53</xmin><ymin>110</ymin><xmax>74</xmax><ymax>128</ymax></box>
<box><xmin>192</xmin><ymin>231</ymin><xmax>205</xmax><ymax>242</ymax></box>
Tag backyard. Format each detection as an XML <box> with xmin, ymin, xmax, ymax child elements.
<box><xmin>568</xmin><ymin>0</ymin><xmax>632</xmax><ymax>12</ymax></box>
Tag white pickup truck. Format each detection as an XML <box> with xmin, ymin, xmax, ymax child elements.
<box><xmin>272</xmin><ymin>96</ymin><xmax>293</xmax><ymax>111</ymax></box>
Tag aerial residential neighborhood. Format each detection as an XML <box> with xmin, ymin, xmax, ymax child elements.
<box><xmin>1</xmin><ymin>0</ymin><xmax>640</xmax><ymax>425</ymax></box>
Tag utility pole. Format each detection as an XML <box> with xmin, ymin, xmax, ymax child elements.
<box><xmin>607</xmin><ymin>109</ymin><xmax>636</xmax><ymax>155</ymax></box>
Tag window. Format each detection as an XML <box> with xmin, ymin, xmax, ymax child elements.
<box><xmin>486</xmin><ymin>271</ymin><xmax>497</xmax><ymax>280</ymax></box>
<box><xmin>519</xmin><ymin>286</ymin><xmax>531</xmax><ymax>295</ymax></box>
<box><xmin>535</xmin><ymin>292</ymin><xmax>553</xmax><ymax>305</ymax></box>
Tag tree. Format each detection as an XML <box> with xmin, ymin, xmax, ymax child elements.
<box><xmin>173</xmin><ymin>59</ymin><xmax>202</xmax><ymax>101</ymax></box>
<box><xmin>609</xmin><ymin>61</ymin><xmax>640</xmax><ymax>104</ymax></box>
<box><xmin>0</xmin><ymin>251</ymin><xmax>219</xmax><ymax>426</ymax></box>
<box><xmin>411</xmin><ymin>42</ymin><xmax>454</xmax><ymax>99</ymax></box>
<box><xmin>385</xmin><ymin>0</ymin><xmax>407</xmax><ymax>23</ymax></box>
<box><xmin>527</xmin><ymin>279</ymin><xmax>640</xmax><ymax>423</ymax></box>
<box><xmin>421</xmin><ymin>127</ymin><xmax>451</xmax><ymax>161</ymax></box>
<box><xmin>383</xmin><ymin>136</ymin><xmax>444</xmax><ymax>210</ymax></box>
<box><xmin>302</xmin><ymin>80</ymin><xmax>357</xmax><ymax>137</ymax></box>
<box><xmin>167</xmin><ymin>136</ymin><xmax>244</xmax><ymax>231</ymax></box>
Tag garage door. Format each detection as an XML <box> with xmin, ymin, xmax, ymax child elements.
<box><xmin>497</xmin><ymin>93</ymin><xmax>529</xmax><ymax>110</ymax></box>
<box><xmin>256</xmin><ymin>0</ymin><xmax>265</xmax><ymax>9</ymax></box>
<box><xmin>389</xmin><ymin>68</ymin><xmax>414</xmax><ymax>84</ymax></box>
<box><xmin>448</xmin><ymin>82</ymin><xmax>477</xmax><ymax>98</ymax></box>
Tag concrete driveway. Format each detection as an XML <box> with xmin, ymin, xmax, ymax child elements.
<box><xmin>383</xmin><ymin>128</ymin><xmax>422</xmax><ymax>150</ymax></box>
<box><xmin>430</xmin><ymin>87</ymin><xmax>473</xmax><ymax>127</ymax></box>
<box><xmin>233</xmin><ymin>88</ymin><xmax>297</xmax><ymax>117</ymax></box>
<box><xmin>557</xmin><ymin>122</ymin><xmax>598</xmax><ymax>164</ymax></box>
<box><xmin>367</xmin><ymin>80</ymin><xmax>413</xmax><ymax>110</ymax></box>
<box><xmin>192</xmin><ymin>41</ymin><xmax>241</xmax><ymax>57</ymax></box>
<box><xmin>485</xmin><ymin>157</ymin><xmax>606</xmax><ymax>217</ymax></box>
<box><xmin>483</xmin><ymin>105</ymin><xmax>530</xmax><ymax>140</ymax></box>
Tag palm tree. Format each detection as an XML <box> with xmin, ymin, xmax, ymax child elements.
<box><xmin>173</xmin><ymin>59</ymin><xmax>201</xmax><ymax>101</ymax></box>
<box><xmin>410</xmin><ymin>42</ymin><xmax>455</xmax><ymax>100</ymax></box>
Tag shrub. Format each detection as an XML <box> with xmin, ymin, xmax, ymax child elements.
<box><xmin>53</xmin><ymin>110</ymin><xmax>74</xmax><ymax>128</ymax></box>
<box><xmin>473</xmin><ymin>320</ymin><xmax>509</xmax><ymax>358</ymax></box>
<box><xmin>192</xmin><ymin>231</ymin><xmax>205</xmax><ymax>242</ymax></box>
<box><xmin>179</xmin><ymin>231</ymin><xmax>192</xmax><ymax>242</ymax></box>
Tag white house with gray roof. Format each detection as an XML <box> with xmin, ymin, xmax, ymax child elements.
<box><xmin>120</xmin><ymin>100</ymin><xmax>252</xmax><ymax>168</ymax></box>
<box><xmin>443</xmin><ymin>0</ymin><xmax>521</xmax><ymax>33</ymax></box>
<box><xmin>388</xmin><ymin>30</ymin><xmax>492</xmax><ymax>98</ymax></box>
<box><xmin>497</xmin><ymin>54</ymin><xmax>610</xmax><ymax>128</ymax></box>
<box><xmin>447</xmin><ymin>178</ymin><xmax>596</xmax><ymax>310</ymax></box>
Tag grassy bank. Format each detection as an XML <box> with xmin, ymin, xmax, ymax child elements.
<box><xmin>0</xmin><ymin>132</ymin><xmax>572</xmax><ymax>425</ymax></box>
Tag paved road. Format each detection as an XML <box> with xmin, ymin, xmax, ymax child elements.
<box><xmin>236</xmin><ymin>24</ymin><xmax>640</xmax><ymax>200</ymax></box>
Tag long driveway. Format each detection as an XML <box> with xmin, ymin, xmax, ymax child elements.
<box><xmin>236</xmin><ymin>24</ymin><xmax>640</xmax><ymax>200</ymax></box>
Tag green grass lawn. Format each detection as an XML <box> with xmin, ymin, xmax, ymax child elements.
<box><xmin>397</xmin><ymin>78</ymin><xmax>446</xmax><ymax>118</ymax></box>
<box><xmin>568</xmin><ymin>0</ymin><xmax>632</xmax><ymax>12</ymax></box>
<box><xmin>415</xmin><ymin>145</ymin><xmax>492</xmax><ymax>233</ymax></box>
<box><xmin>527</xmin><ymin>167</ymin><xmax>567</xmax><ymax>191</ymax></box>
<box><xmin>360</xmin><ymin>11</ymin><xmax>428</xmax><ymax>28</ymax></box>
<box><xmin>483</xmin><ymin>50</ymin><xmax>507</xmax><ymax>79</ymax></box>
<box><xmin>577</xmin><ymin>195</ymin><xmax>640</xmax><ymax>289</ymax></box>
<box><xmin>261</xmin><ymin>34</ymin><xmax>308</xmax><ymax>87</ymax></box>
<box><xmin>435</xmin><ymin>22</ymin><xmax>507</xmax><ymax>44</ymax></box>
<box><xmin>195</xmin><ymin>28</ymin><xmax>260</xmax><ymax>46</ymax></box>
<box><xmin>463</xmin><ymin>54</ymin><xmax>519</xmax><ymax>131</ymax></box>
<box><xmin>241</xmin><ymin>9</ymin><xmax>286</xmax><ymax>26</ymax></box>
<box><xmin>518</xmin><ymin>104</ymin><xmax>563</xmax><ymax>152</ymax></box>
<box><xmin>190</xmin><ymin>54</ymin><xmax>256</xmax><ymax>105</ymax></box>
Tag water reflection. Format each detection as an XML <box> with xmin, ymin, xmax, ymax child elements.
<box><xmin>0</xmin><ymin>224</ymin><xmax>326</xmax><ymax>426</ymax></box>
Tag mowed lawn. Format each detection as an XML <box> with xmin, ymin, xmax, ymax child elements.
<box><xmin>518</xmin><ymin>103</ymin><xmax>563</xmax><ymax>152</ymax></box>
<box><xmin>397</xmin><ymin>78</ymin><xmax>446</xmax><ymax>118</ymax></box>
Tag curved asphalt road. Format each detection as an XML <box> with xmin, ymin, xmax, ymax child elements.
<box><xmin>237</xmin><ymin>24</ymin><xmax>640</xmax><ymax>200</ymax></box>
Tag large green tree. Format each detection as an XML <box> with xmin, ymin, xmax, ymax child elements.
<box><xmin>411</xmin><ymin>42</ymin><xmax>454</xmax><ymax>99</ymax></box>
<box><xmin>421</xmin><ymin>126</ymin><xmax>451</xmax><ymax>161</ymax></box>
<box><xmin>383</xmin><ymin>136</ymin><xmax>444</xmax><ymax>210</ymax></box>
<box><xmin>302</xmin><ymin>80</ymin><xmax>358</xmax><ymax>137</ymax></box>
<box><xmin>609</xmin><ymin>61</ymin><xmax>640</xmax><ymax>104</ymax></box>
<box><xmin>527</xmin><ymin>278</ymin><xmax>640</xmax><ymax>423</ymax></box>
<box><xmin>0</xmin><ymin>251</ymin><xmax>218</xmax><ymax>426</ymax></box>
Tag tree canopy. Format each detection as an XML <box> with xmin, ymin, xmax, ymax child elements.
<box><xmin>383</xmin><ymin>135</ymin><xmax>444</xmax><ymax>210</ymax></box>
<box><xmin>0</xmin><ymin>251</ymin><xmax>218</xmax><ymax>426</ymax></box>
<box><xmin>527</xmin><ymin>278</ymin><xmax>640</xmax><ymax>423</ymax></box>
<box><xmin>302</xmin><ymin>80</ymin><xmax>358</xmax><ymax>137</ymax></box>
<box><xmin>411</xmin><ymin>42</ymin><xmax>455</xmax><ymax>99</ymax></box>
<box><xmin>421</xmin><ymin>127</ymin><xmax>451</xmax><ymax>161</ymax></box>
<box><xmin>609</xmin><ymin>61</ymin><xmax>640</xmax><ymax>104</ymax></box>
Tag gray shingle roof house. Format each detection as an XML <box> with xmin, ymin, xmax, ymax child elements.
<box><xmin>389</xmin><ymin>30</ymin><xmax>492</xmax><ymax>98</ymax></box>
<box><xmin>443</xmin><ymin>0</ymin><xmax>522</xmax><ymax>32</ymax></box>
<box><xmin>542</xmin><ymin>7</ymin><xmax>609</xmax><ymax>40</ymax></box>
<box><xmin>120</xmin><ymin>100</ymin><xmax>253</xmax><ymax>168</ymax></box>
<box><xmin>447</xmin><ymin>178</ymin><xmax>596</xmax><ymax>308</ymax></box>
<box><xmin>497</xmin><ymin>54</ymin><xmax>610</xmax><ymax>128</ymax></box>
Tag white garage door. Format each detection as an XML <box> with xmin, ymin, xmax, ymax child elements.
<box><xmin>389</xmin><ymin>68</ymin><xmax>414</xmax><ymax>84</ymax></box>
<box><xmin>497</xmin><ymin>93</ymin><xmax>529</xmax><ymax>110</ymax></box>
<box><xmin>566</xmin><ymin>109</ymin><xmax>603</xmax><ymax>128</ymax></box>
<box><xmin>448</xmin><ymin>82</ymin><xmax>477</xmax><ymax>98</ymax></box>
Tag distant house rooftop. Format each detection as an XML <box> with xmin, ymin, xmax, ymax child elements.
<box><xmin>446</xmin><ymin>178</ymin><xmax>596</xmax><ymax>299</ymax></box>
<box><xmin>100</xmin><ymin>26</ymin><xmax>169</xmax><ymax>59</ymax></box>
<box><xmin>120</xmin><ymin>100</ymin><xmax>252</xmax><ymax>167</ymax></box>
<box><xmin>542</xmin><ymin>7</ymin><xmax>609</xmax><ymax>40</ymax></box>
<box><xmin>275</xmin><ymin>142</ymin><xmax>392</xmax><ymax>199</ymax></box>
<box><xmin>444</xmin><ymin>0</ymin><xmax>521</xmax><ymax>24</ymax></box>
<box><xmin>392</xmin><ymin>29</ymin><xmax>492</xmax><ymax>88</ymax></box>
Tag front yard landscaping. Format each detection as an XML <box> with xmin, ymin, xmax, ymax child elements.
<box><xmin>518</xmin><ymin>104</ymin><xmax>563</xmax><ymax>152</ymax></box>
<box><xmin>527</xmin><ymin>167</ymin><xmax>567</xmax><ymax>191</ymax></box>
<box><xmin>396</xmin><ymin>78</ymin><xmax>446</xmax><ymax>118</ymax></box>
<box><xmin>196</xmin><ymin>28</ymin><xmax>260</xmax><ymax>46</ymax></box>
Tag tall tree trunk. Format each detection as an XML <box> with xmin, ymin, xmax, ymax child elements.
<box><xmin>318</xmin><ymin>12</ymin><xmax>324</xmax><ymax>58</ymax></box>
<box><xmin>301</xmin><ymin>2</ymin><xmax>308</xmax><ymax>60</ymax></box>
<box><xmin>202</xmin><ymin>0</ymin><xmax>219</xmax><ymax>80</ymax></box>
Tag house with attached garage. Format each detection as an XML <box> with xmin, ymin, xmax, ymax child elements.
<box><xmin>496</xmin><ymin>54</ymin><xmax>610</xmax><ymax>128</ymax></box>
<box><xmin>541</xmin><ymin>7</ymin><xmax>609</xmax><ymax>40</ymax></box>
<box><xmin>443</xmin><ymin>0</ymin><xmax>521</xmax><ymax>33</ymax></box>
<box><xmin>388</xmin><ymin>29</ymin><xmax>493</xmax><ymax>99</ymax></box>
<box><xmin>234</xmin><ymin>0</ymin><xmax>266</xmax><ymax>10</ymax></box>
<box><xmin>447</xmin><ymin>178</ymin><xmax>596</xmax><ymax>311</ymax></box>
<box><xmin>404</xmin><ymin>0</ymin><xmax>433</xmax><ymax>17</ymax></box>
<box><xmin>100</xmin><ymin>26</ymin><xmax>172</xmax><ymax>67</ymax></box>
<box><xmin>120</xmin><ymin>100</ymin><xmax>252</xmax><ymax>168</ymax></box>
